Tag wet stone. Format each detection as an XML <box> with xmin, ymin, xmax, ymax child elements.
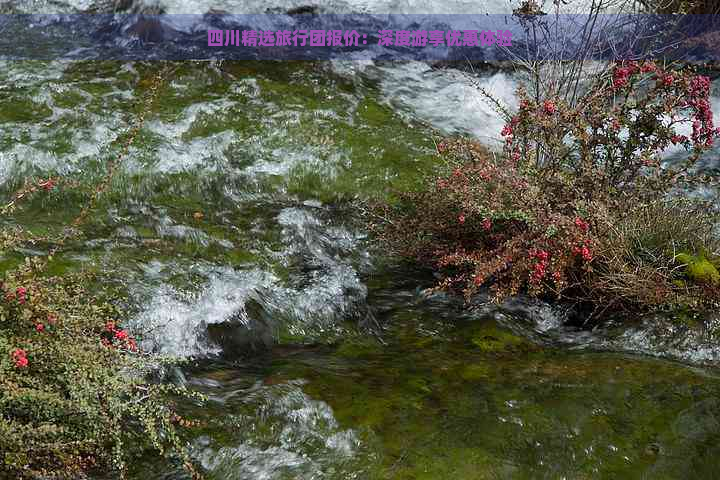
<box><xmin>206</xmin><ymin>298</ymin><xmax>275</xmax><ymax>357</ymax></box>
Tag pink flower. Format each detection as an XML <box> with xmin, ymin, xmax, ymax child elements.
<box><xmin>574</xmin><ymin>217</ymin><xmax>589</xmax><ymax>232</ymax></box>
<box><xmin>481</xmin><ymin>218</ymin><xmax>492</xmax><ymax>231</ymax></box>
<box><xmin>543</xmin><ymin>100</ymin><xmax>557</xmax><ymax>114</ymax></box>
<box><xmin>35</xmin><ymin>323</ymin><xmax>45</xmax><ymax>332</ymax></box>
<box><xmin>458</xmin><ymin>214</ymin><xmax>466</xmax><ymax>224</ymax></box>
<box><xmin>662</xmin><ymin>74</ymin><xmax>675</xmax><ymax>87</ymax></box>
<box><xmin>501</xmin><ymin>124</ymin><xmax>513</xmax><ymax>136</ymax></box>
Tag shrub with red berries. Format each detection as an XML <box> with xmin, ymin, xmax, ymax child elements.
<box><xmin>371</xmin><ymin>138</ymin><xmax>599</xmax><ymax>302</ymax></box>
<box><xmin>0</xmin><ymin>262</ymin><xmax>203</xmax><ymax>478</ymax></box>
<box><xmin>502</xmin><ymin>61</ymin><xmax>720</xmax><ymax>201</ymax></box>
<box><xmin>372</xmin><ymin>62</ymin><xmax>720</xmax><ymax>315</ymax></box>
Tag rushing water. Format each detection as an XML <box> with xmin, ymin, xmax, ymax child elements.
<box><xmin>3</xmin><ymin>0</ymin><xmax>720</xmax><ymax>476</ymax></box>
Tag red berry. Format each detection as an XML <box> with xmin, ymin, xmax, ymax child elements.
<box><xmin>114</xmin><ymin>329</ymin><xmax>128</xmax><ymax>341</ymax></box>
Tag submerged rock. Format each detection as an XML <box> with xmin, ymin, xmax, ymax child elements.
<box><xmin>596</xmin><ymin>311</ymin><xmax>720</xmax><ymax>365</ymax></box>
<box><xmin>470</xmin><ymin>323</ymin><xmax>527</xmax><ymax>353</ymax></box>
<box><xmin>464</xmin><ymin>289</ymin><xmax>720</xmax><ymax>366</ymax></box>
<box><xmin>206</xmin><ymin>298</ymin><xmax>275</xmax><ymax>357</ymax></box>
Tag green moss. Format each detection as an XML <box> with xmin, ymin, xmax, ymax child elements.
<box><xmin>335</xmin><ymin>337</ymin><xmax>383</xmax><ymax>359</ymax></box>
<box><xmin>470</xmin><ymin>324</ymin><xmax>526</xmax><ymax>352</ymax></box>
<box><xmin>51</xmin><ymin>90</ymin><xmax>87</xmax><ymax>109</ymax></box>
<box><xmin>42</xmin><ymin>254</ymin><xmax>88</xmax><ymax>277</ymax></box>
<box><xmin>676</xmin><ymin>253</ymin><xmax>720</xmax><ymax>285</ymax></box>
<box><xmin>0</xmin><ymin>252</ymin><xmax>25</xmax><ymax>275</ymax></box>
<box><xmin>688</xmin><ymin>260</ymin><xmax>720</xmax><ymax>285</ymax></box>
<box><xmin>460</xmin><ymin>364</ymin><xmax>490</xmax><ymax>381</ymax></box>
<box><xmin>225</xmin><ymin>249</ymin><xmax>258</xmax><ymax>266</ymax></box>
<box><xmin>357</xmin><ymin>98</ymin><xmax>395</xmax><ymax>127</ymax></box>
<box><xmin>0</xmin><ymin>97</ymin><xmax>53</xmax><ymax>123</ymax></box>
<box><xmin>77</xmin><ymin>81</ymin><xmax>115</xmax><ymax>96</ymax></box>
<box><xmin>406</xmin><ymin>376</ymin><xmax>433</xmax><ymax>394</ymax></box>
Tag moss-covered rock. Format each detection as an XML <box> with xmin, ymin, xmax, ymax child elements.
<box><xmin>676</xmin><ymin>253</ymin><xmax>720</xmax><ymax>286</ymax></box>
<box><xmin>470</xmin><ymin>324</ymin><xmax>526</xmax><ymax>352</ymax></box>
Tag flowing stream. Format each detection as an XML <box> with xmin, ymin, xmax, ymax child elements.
<box><xmin>3</xmin><ymin>1</ymin><xmax>720</xmax><ymax>478</ymax></box>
